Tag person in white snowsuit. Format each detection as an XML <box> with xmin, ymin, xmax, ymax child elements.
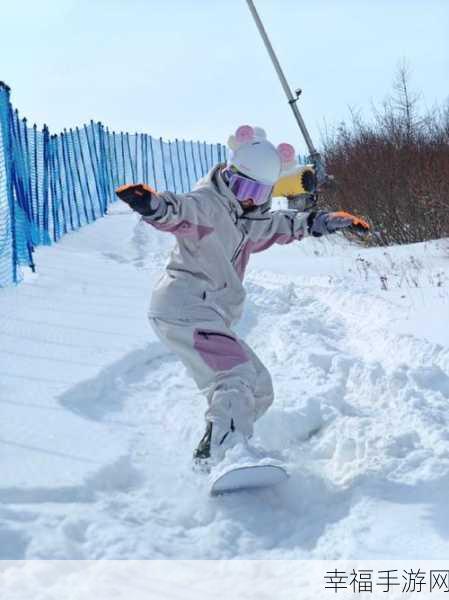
<box><xmin>116</xmin><ymin>125</ymin><xmax>369</xmax><ymax>464</ymax></box>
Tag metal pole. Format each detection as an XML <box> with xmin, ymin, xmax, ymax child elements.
<box><xmin>245</xmin><ymin>0</ymin><xmax>319</xmax><ymax>160</ymax></box>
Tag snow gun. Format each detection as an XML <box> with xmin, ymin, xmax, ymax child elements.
<box><xmin>272</xmin><ymin>163</ymin><xmax>316</xmax><ymax>210</ymax></box>
<box><xmin>246</xmin><ymin>0</ymin><xmax>333</xmax><ymax>210</ymax></box>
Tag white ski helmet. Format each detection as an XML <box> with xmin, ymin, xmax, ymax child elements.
<box><xmin>227</xmin><ymin>125</ymin><xmax>297</xmax><ymax>185</ymax></box>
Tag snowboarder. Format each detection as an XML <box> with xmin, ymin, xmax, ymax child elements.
<box><xmin>115</xmin><ymin>125</ymin><xmax>369</xmax><ymax>467</ymax></box>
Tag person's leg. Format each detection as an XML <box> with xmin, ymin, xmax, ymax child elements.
<box><xmin>150</xmin><ymin>317</ymin><xmax>259</xmax><ymax>446</ymax></box>
<box><xmin>238</xmin><ymin>339</ymin><xmax>274</xmax><ymax>420</ymax></box>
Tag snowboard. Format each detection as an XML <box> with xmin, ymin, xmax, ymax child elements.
<box><xmin>210</xmin><ymin>464</ymin><xmax>288</xmax><ymax>496</ymax></box>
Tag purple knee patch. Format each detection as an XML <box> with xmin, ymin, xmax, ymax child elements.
<box><xmin>193</xmin><ymin>330</ymin><xmax>249</xmax><ymax>371</ymax></box>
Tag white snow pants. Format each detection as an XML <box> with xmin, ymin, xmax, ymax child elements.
<box><xmin>150</xmin><ymin>316</ymin><xmax>274</xmax><ymax>437</ymax></box>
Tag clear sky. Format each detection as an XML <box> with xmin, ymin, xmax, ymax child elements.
<box><xmin>2</xmin><ymin>0</ymin><xmax>448</xmax><ymax>156</ymax></box>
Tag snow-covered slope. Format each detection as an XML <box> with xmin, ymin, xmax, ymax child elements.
<box><xmin>1</xmin><ymin>202</ymin><xmax>448</xmax><ymax>559</ymax></box>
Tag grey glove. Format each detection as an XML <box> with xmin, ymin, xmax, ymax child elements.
<box><xmin>308</xmin><ymin>211</ymin><xmax>370</xmax><ymax>237</ymax></box>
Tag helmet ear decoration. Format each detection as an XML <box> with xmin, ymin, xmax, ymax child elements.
<box><xmin>277</xmin><ymin>143</ymin><xmax>296</xmax><ymax>164</ymax></box>
<box><xmin>228</xmin><ymin>125</ymin><xmax>268</xmax><ymax>152</ymax></box>
<box><xmin>277</xmin><ymin>143</ymin><xmax>297</xmax><ymax>172</ymax></box>
<box><xmin>235</xmin><ymin>125</ymin><xmax>255</xmax><ymax>144</ymax></box>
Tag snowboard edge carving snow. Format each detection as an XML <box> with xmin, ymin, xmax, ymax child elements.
<box><xmin>210</xmin><ymin>464</ymin><xmax>288</xmax><ymax>496</ymax></box>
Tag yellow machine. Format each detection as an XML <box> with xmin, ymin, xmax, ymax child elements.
<box><xmin>272</xmin><ymin>165</ymin><xmax>316</xmax><ymax>198</ymax></box>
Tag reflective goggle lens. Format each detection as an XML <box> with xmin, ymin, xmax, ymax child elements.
<box><xmin>224</xmin><ymin>168</ymin><xmax>272</xmax><ymax>206</ymax></box>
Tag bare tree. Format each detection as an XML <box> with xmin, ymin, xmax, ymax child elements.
<box><xmin>321</xmin><ymin>64</ymin><xmax>449</xmax><ymax>246</ymax></box>
<box><xmin>391</xmin><ymin>60</ymin><xmax>421</xmax><ymax>139</ymax></box>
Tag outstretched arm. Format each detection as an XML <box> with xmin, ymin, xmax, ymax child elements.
<box><xmin>246</xmin><ymin>208</ymin><xmax>370</xmax><ymax>254</ymax></box>
<box><xmin>252</xmin><ymin>210</ymin><xmax>309</xmax><ymax>249</ymax></box>
<box><xmin>115</xmin><ymin>183</ymin><xmax>203</xmax><ymax>233</ymax></box>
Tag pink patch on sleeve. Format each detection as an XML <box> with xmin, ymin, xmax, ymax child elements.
<box><xmin>234</xmin><ymin>234</ymin><xmax>298</xmax><ymax>279</ymax></box>
<box><xmin>146</xmin><ymin>220</ymin><xmax>213</xmax><ymax>240</ymax></box>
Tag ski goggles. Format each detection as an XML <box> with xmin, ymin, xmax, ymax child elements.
<box><xmin>223</xmin><ymin>168</ymin><xmax>273</xmax><ymax>206</ymax></box>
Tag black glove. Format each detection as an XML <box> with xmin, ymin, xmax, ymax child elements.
<box><xmin>115</xmin><ymin>183</ymin><xmax>159</xmax><ymax>217</ymax></box>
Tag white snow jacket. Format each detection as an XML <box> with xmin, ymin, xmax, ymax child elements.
<box><xmin>144</xmin><ymin>164</ymin><xmax>309</xmax><ymax>325</ymax></box>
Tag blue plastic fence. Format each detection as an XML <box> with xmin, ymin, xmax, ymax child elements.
<box><xmin>0</xmin><ymin>82</ymin><xmax>227</xmax><ymax>287</ymax></box>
